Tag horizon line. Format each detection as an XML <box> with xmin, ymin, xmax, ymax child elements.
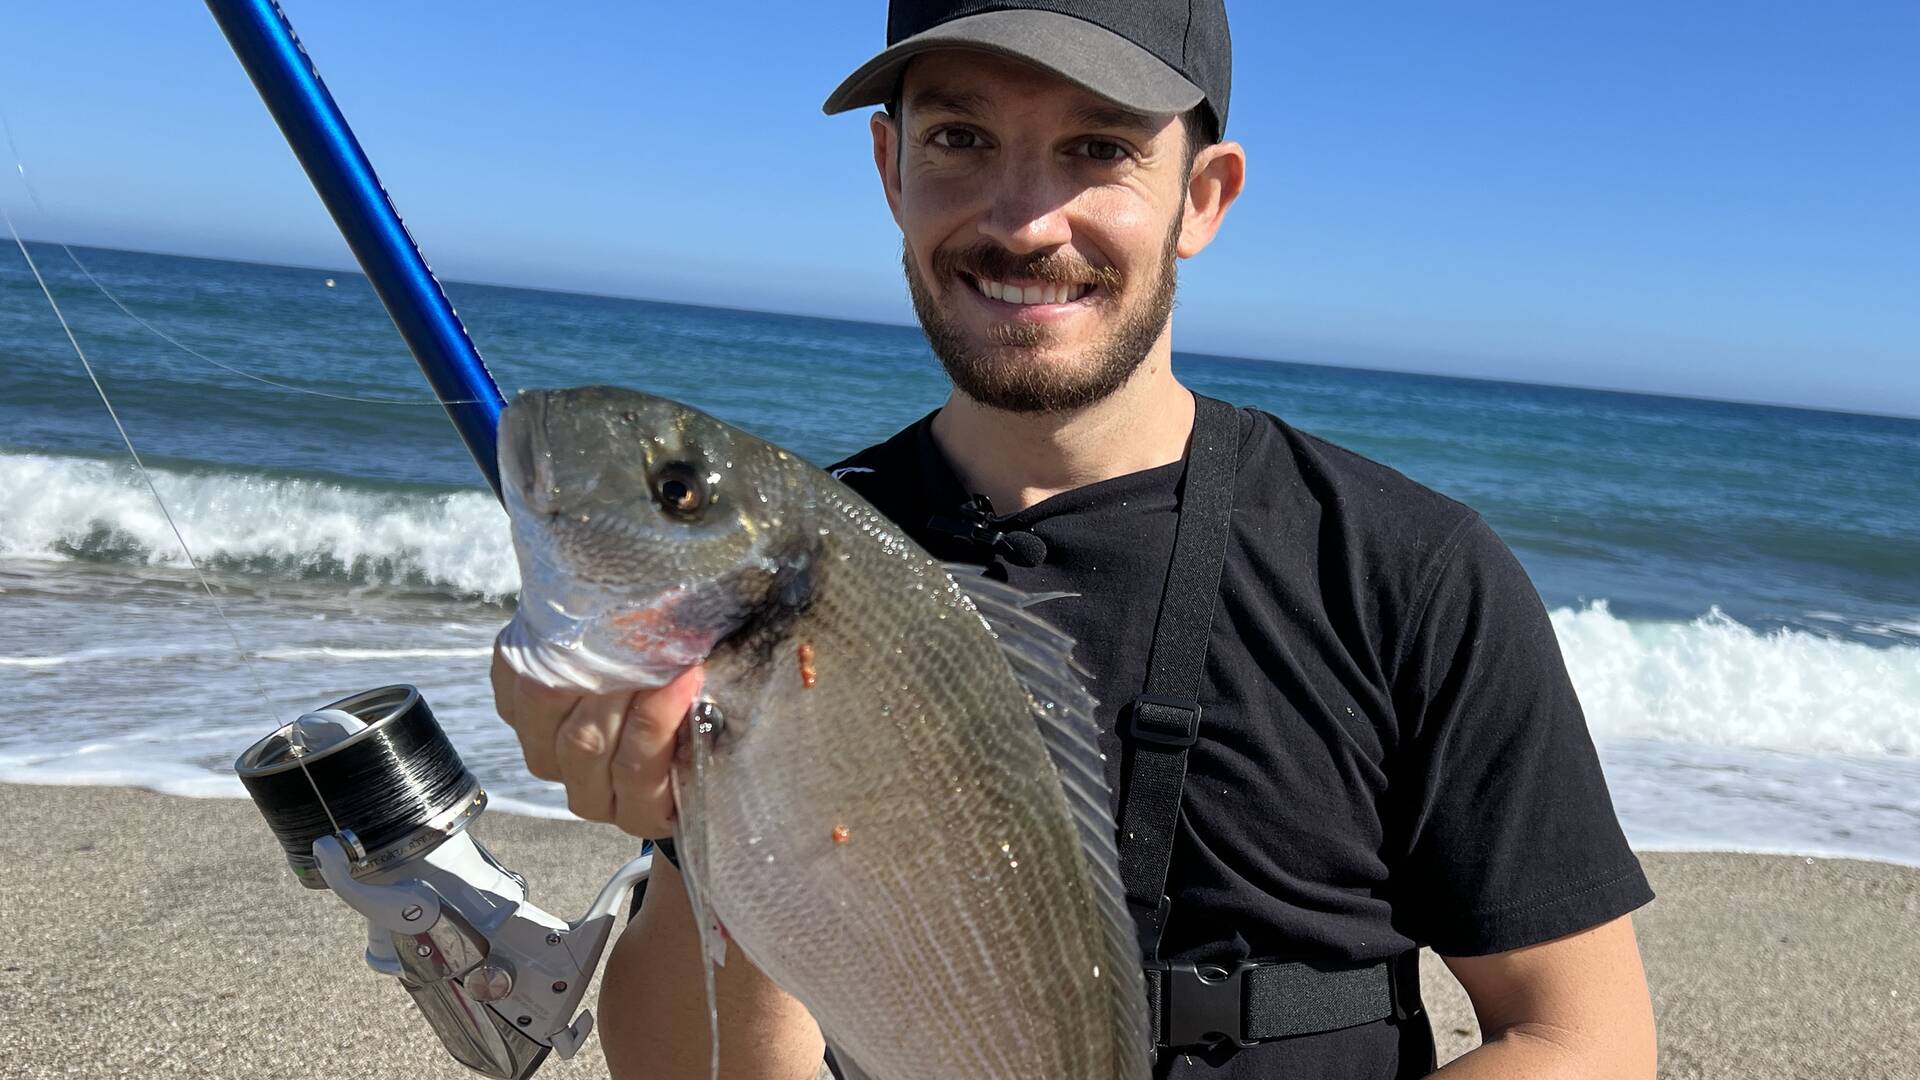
<box><xmin>18</xmin><ymin>234</ymin><xmax>1919</xmax><ymax>425</ymax></box>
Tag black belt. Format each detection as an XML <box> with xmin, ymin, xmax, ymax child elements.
<box><xmin>1146</xmin><ymin>951</ymin><xmax>1422</xmax><ymax>1049</ymax></box>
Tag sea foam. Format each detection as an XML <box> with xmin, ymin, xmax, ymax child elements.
<box><xmin>1555</xmin><ymin>601</ymin><xmax>1920</xmax><ymax>758</ymax></box>
<box><xmin>0</xmin><ymin>451</ymin><xmax>517</xmax><ymax>599</ymax></box>
<box><xmin>7</xmin><ymin>451</ymin><xmax>1917</xmax><ymax>764</ymax></box>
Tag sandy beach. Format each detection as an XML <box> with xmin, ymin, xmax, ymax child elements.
<box><xmin>1</xmin><ymin>783</ymin><xmax>1913</xmax><ymax>1079</ymax></box>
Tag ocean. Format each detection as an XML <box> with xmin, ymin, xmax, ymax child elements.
<box><xmin>3</xmin><ymin>243</ymin><xmax>1917</xmax><ymax>865</ymax></box>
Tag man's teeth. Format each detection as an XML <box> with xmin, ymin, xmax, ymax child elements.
<box><xmin>971</xmin><ymin>277</ymin><xmax>1093</xmax><ymax>305</ymax></box>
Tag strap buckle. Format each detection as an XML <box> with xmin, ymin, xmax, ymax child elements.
<box><xmin>1161</xmin><ymin>961</ymin><xmax>1257</xmax><ymax>1049</ymax></box>
<box><xmin>1125</xmin><ymin>694</ymin><xmax>1202</xmax><ymax>748</ymax></box>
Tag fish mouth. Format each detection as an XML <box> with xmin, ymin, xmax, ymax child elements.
<box><xmin>498</xmin><ymin>391</ymin><xmax>557</xmax><ymax>515</ymax></box>
<box><xmin>497</xmin><ymin>607</ymin><xmax>689</xmax><ymax>693</ymax></box>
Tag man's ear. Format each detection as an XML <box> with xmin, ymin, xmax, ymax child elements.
<box><xmin>1178</xmin><ymin>140</ymin><xmax>1246</xmax><ymax>258</ymax></box>
<box><xmin>871</xmin><ymin>111</ymin><xmax>904</xmax><ymax>226</ymax></box>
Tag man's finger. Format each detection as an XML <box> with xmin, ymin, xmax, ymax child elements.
<box><xmin>554</xmin><ymin>692</ymin><xmax>628</xmax><ymax>822</ymax></box>
<box><xmin>610</xmin><ymin>667</ymin><xmax>705</xmax><ymax>839</ymax></box>
<box><xmin>488</xmin><ymin>643</ymin><xmax>514</xmax><ymax>714</ymax></box>
<box><xmin>494</xmin><ymin>637</ymin><xmax>584</xmax><ymax>782</ymax></box>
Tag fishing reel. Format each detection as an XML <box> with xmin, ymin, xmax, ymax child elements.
<box><xmin>236</xmin><ymin>685</ymin><xmax>649</xmax><ymax>1080</ymax></box>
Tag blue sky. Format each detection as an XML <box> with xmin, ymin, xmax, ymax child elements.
<box><xmin>3</xmin><ymin>2</ymin><xmax>1915</xmax><ymax>415</ymax></box>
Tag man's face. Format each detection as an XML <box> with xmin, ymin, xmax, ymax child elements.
<box><xmin>875</xmin><ymin>51</ymin><xmax>1198</xmax><ymax>414</ymax></box>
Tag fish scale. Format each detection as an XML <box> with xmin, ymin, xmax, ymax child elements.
<box><xmin>498</xmin><ymin>387</ymin><xmax>1150</xmax><ymax>1080</ymax></box>
<box><xmin>688</xmin><ymin>512</ymin><xmax>1109</xmax><ymax>1077</ymax></box>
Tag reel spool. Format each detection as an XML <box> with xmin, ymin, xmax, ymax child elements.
<box><xmin>236</xmin><ymin>685</ymin><xmax>485</xmax><ymax>888</ymax></box>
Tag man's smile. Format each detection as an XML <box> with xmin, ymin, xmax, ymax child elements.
<box><xmin>956</xmin><ymin>271</ymin><xmax>1103</xmax><ymax>321</ymax></box>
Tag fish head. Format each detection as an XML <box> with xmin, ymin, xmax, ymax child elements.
<box><xmin>497</xmin><ymin>386</ymin><xmax>820</xmax><ymax>694</ymax></box>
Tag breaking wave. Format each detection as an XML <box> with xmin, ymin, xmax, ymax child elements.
<box><xmin>1555</xmin><ymin>601</ymin><xmax>1920</xmax><ymax>758</ymax></box>
<box><xmin>5</xmin><ymin>450</ymin><xmax>1918</xmax><ymax>763</ymax></box>
<box><xmin>0</xmin><ymin>450</ymin><xmax>517</xmax><ymax>600</ymax></box>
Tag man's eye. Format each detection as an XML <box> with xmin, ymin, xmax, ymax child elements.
<box><xmin>930</xmin><ymin>128</ymin><xmax>980</xmax><ymax>150</ymax></box>
<box><xmin>1081</xmin><ymin>139</ymin><xmax>1129</xmax><ymax>162</ymax></box>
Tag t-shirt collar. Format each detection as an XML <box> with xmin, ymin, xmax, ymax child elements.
<box><xmin>914</xmin><ymin>409</ymin><xmax>1189</xmax><ymax>527</ymax></box>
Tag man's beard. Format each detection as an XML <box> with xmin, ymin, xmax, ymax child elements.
<box><xmin>902</xmin><ymin>221</ymin><xmax>1180</xmax><ymax>414</ymax></box>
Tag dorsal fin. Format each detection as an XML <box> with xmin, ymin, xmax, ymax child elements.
<box><xmin>947</xmin><ymin>567</ymin><xmax>1153</xmax><ymax>1077</ymax></box>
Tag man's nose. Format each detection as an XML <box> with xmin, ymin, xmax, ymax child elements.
<box><xmin>975</xmin><ymin>159</ymin><xmax>1073</xmax><ymax>254</ymax></box>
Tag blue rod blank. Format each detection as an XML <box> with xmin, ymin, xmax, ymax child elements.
<box><xmin>205</xmin><ymin>0</ymin><xmax>508</xmax><ymax>500</ymax></box>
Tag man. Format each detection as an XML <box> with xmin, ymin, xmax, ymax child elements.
<box><xmin>492</xmin><ymin>2</ymin><xmax>1658</xmax><ymax>1076</ymax></box>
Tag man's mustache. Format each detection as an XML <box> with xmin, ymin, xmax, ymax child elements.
<box><xmin>932</xmin><ymin>243</ymin><xmax>1124</xmax><ymax>292</ymax></box>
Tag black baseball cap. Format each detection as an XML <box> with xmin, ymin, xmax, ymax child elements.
<box><xmin>822</xmin><ymin>0</ymin><xmax>1233</xmax><ymax>138</ymax></box>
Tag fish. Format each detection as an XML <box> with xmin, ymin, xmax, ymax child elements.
<box><xmin>496</xmin><ymin>385</ymin><xmax>1150</xmax><ymax>1080</ymax></box>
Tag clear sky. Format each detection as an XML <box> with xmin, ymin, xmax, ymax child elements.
<box><xmin>4</xmin><ymin>2</ymin><xmax>1916</xmax><ymax>415</ymax></box>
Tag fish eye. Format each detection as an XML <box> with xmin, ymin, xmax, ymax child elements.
<box><xmin>652</xmin><ymin>462</ymin><xmax>707</xmax><ymax>518</ymax></box>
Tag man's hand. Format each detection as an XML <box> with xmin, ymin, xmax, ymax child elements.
<box><xmin>489</xmin><ymin>636</ymin><xmax>704</xmax><ymax>838</ymax></box>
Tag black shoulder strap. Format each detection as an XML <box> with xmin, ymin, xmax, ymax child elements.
<box><xmin>1116</xmin><ymin>394</ymin><xmax>1239</xmax><ymax>962</ymax></box>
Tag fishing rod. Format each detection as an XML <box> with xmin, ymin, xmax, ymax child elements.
<box><xmin>204</xmin><ymin>3</ymin><xmax>645</xmax><ymax>1077</ymax></box>
<box><xmin>203</xmin><ymin>0</ymin><xmax>506</xmax><ymax>498</ymax></box>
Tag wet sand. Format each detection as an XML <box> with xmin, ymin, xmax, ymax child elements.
<box><xmin>1</xmin><ymin>783</ymin><xmax>1914</xmax><ymax>1078</ymax></box>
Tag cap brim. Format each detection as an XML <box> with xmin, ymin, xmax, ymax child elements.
<box><xmin>822</xmin><ymin>10</ymin><xmax>1204</xmax><ymax>118</ymax></box>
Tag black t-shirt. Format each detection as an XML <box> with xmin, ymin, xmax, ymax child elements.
<box><xmin>824</xmin><ymin>404</ymin><xmax>1652</xmax><ymax>1079</ymax></box>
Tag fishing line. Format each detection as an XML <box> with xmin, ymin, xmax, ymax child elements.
<box><xmin>672</xmin><ymin>744</ymin><xmax>726</xmax><ymax>1080</ymax></box>
<box><xmin>1</xmin><ymin>111</ymin><xmax>487</xmax><ymax>407</ymax></box>
<box><xmin>0</xmin><ymin>103</ymin><xmax>384</xmax><ymax>870</ymax></box>
<box><xmin>3</xmin><ymin>194</ymin><xmax>360</xmax><ymax>862</ymax></box>
<box><xmin>1</xmin><ymin>105</ymin><xmax>503</xmax><ymax>862</ymax></box>
<box><xmin>2</xmin><ymin>201</ymin><xmax>284</xmax><ymax>728</ymax></box>
<box><xmin>56</xmin><ymin>242</ymin><xmax>493</xmax><ymax>407</ymax></box>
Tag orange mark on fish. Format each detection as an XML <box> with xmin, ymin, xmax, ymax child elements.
<box><xmin>608</xmin><ymin>600</ymin><xmax>704</xmax><ymax>656</ymax></box>
<box><xmin>797</xmin><ymin>641</ymin><xmax>817</xmax><ymax>689</ymax></box>
<box><xmin>609</xmin><ymin>606</ymin><xmax>675</xmax><ymax>649</ymax></box>
<box><xmin>831</xmin><ymin>824</ymin><xmax>850</xmax><ymax>845</ymax></box>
